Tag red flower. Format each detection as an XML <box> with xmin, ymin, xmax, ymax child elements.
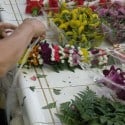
<box><xmin>26</xmin><ymin>0</ymin><xmax>43</xmax><ymax>15</ymax></box>
<box><xmin>53</xmin><ymin>45</ymin><xmax>60</xmax><ymax>62</ymax></box>
<box><xmin>77</xmin><ymin>0</ymin><xmax>84</xmax><ymax>6</ymax></box>
<box><xmin>89</xmin><ymin>5</ymin><xmax>97</xmax><ymax>11</ymax></box>
<box><xmin>49</xmin><ymin>0</ymin><xmax>59</xmax><ymax>13</ymax></box>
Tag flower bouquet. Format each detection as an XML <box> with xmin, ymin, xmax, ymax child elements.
<box><xmin>46</xmin><ymin>6</ymin><xmax>104</xmax><ymax>49</ymax></box>
<box><xmin>19</xmin><ymin>39</ymin><xmax>119</xmax><ymax>72</ymax></box>
<box><xmin>19</xmin><ymin>40</ymin><xmax>91</xmax><ymax>72</ymax></box>
<box><xmin>99</xmin><ymin>65</ymin><xmax>125</xmax><ymax>100</ymax></box>
<box><xmin>96</xmin><ymin>2</ymin><xmax>125</xmax><ymax>45</ymax></box>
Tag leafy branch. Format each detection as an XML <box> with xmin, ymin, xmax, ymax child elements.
<box><xmin>56</xmin><ymin>87</ymin><xmax>125</xmax><ymax>125</ymax></box>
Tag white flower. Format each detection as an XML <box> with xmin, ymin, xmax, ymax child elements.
<box><xmin>39</xmin><ymin>59</ymin><xmax>43</xmax><ymax>64</ymax></box>
<box><xmin>51</xmin><ymin>57</ymin><xmax>55</xmax><ymax>61</ymax></box>
<box><xmin>98</xmin><ymin>56</ymin><xmax>103</xmax><ymax>61</ymax></box>
<box><xmin>59</xmin><ymin>46</ymin><xmax>64</xmax><ymax>50</ymax></box>
<box><xmin>61</xmin><ymin>60</ymin><xmax>65</xmax><ymax>63</ymax></box>
<box><xmin>71</xmin><ymin>45</ymin><xmax>75</xmax><ymax>49</ymax></box>
<box><xmin>77</xmin><ymin>47</ymin><xmax>81</xmax><ymax>50</ymax></box>
<box><xmin>103</xmin><ymin>60</ymin><xmax>107</xmax><ymax>64</ymax></box>
<box><xmin>49</xmin><ymin>44</ymin><xmax>53</xmax><ymax>49</ymax></box>
<box><xmin>62</xmin><ymin>52</ymin><xmax>65</xmax><ymax>56</ymax></box>
<box><xmin>68</xmin><ymin>59</ymin><xmax>72</xmax><ymax>63</ymax></box>
<box><xmin>32</xmin><ymin>54</ymin><xmax>36</xmax><ymax>57</ymax></box>
<box><xmin>98</xmin><ymin>61</ymin><xmax>103</xmax><ymax>65</ymax></box>
<box><xmin>69</xmin><ymin>63</ymin><xmax>73</xmax><ymax>67</ymax></box>
<box><xmin>69</xmin><ymin>50</ymin><xmax>74</xmax><ymax>54</ymax></box>
<box><xmin>117</xmin><ymin>69</ymin><xmax>121</xmax><ymax>74</ymax></box>
<box><xmin>78</xmin><ymin>50</ymin><xmax>83</xmax><ymax>55</ymax></box>
<box><xmin>103</xmin><ymin>55</ymin><xmax>108</xmax><ymax>60</ymax></box>
<box><xmin>31</xmin><ymin>60</ymin><xmax>34</xmax><ymax>62</ymax></box>
<box><xmin>65</xmin><ymin>44</ymin><xmax>70</xmax><ymax>47</ymax></box>
<box><xmin>51</xmin><ymin>53</ymin><xmax>55</xmax><ymax>57</ymax></box>
<box><xmin>37</xmin><ymin>54</ymin><xmax>41</xmax><ymax>59</ymax></box>
<box><xmin>69</xmin><ymin>56</ymin><xmax>73</xmax><ymax>61</ymax></box>
<box><xmin>38</xmin><ymin>47</ymin><xmax>41</xmax><ymax>50</ymax></box>
<box><xmin>59</xmin><ymin>50</ymin><xmax>61</xmax><ymax>53</ymax></box>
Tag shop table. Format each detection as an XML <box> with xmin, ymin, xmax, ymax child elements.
<box><xmin>0</xmin><ymin>0</ymin><xmax>113</xmax><ymax>125</ymax></box>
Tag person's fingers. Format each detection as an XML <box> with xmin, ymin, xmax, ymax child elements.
<box><xmin>1</xmin><ymin>30</ymin><xmax>14</xmax><ymax>37</ymax></box>
<box><xmin>0</xmin><ymin>23</ymin><xmax>17</xmax><ymax>30</ymax></box>
<box><xmin>40</xmin><ymin>33</ymin><xmax>46</xmax><ymax>39</ymax></box>
<box><xmin>1</xmin><ymin>31</ymin><xmax>8</xmax><ymax>38</ymax></box>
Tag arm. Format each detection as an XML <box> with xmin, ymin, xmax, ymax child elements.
<box><xmin>0</xmin><ymin>18</ymin><xmax>46</xmax><ymax>76</ymax></box>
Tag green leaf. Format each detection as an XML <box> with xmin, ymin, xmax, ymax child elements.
<box><xmin>53</xmin><ymin>65</ymin><xmax>60</xmax><ymax>73</ymax></box>
<box><xmin>108</xmin><ymin>56</ymin><xmax>116</xmax><ymax>65</ymax></box>
<box><xmin>36</xmin><ymin>74</ymin><xmax>47</xmax><ymax>78</ymax></box>
<box><xmin>53</xmin><ymin>89</ymin><xmax>61</xmax><ymax>95</ymax></box>
<box><xmin>89</xmin><ymin>120</ymin><xmax>101</xmax><ymax>125</ymax></box>
<box><xmin>23</xmin><ymin>71</ymin><xmax>27</xmax><ymax>74</ymax></box>
<box><xmin>114</xmin><ymin>122</ymin><xmax>120</xmax><ymax>125</ymax></box>
<box><xmin>29</xmin><ymin>86</ymin><xmax>35</xmax><ymax>92</ymax></box>
<box><xmin>100</xmin><ymin>116</ymin><xmax>107</xmax><ymax>124</ymax></box>
<box><xmin>56</xmin><ymin>88</ymin><xmax>125</xmax><ymax>125</ymax></box>
<box><xmin>21</xmin><ymin>96</ymin><xmax>26</xmax><ymax>107</ymax></box>
<box><xmin>107</xmin><ymin>120</ymin><xmax>113</xmax><ymax>125</ymax></box>
<box><xmin>42</xmin><ymin>102</ymin><xmax>56</xmax><ymax>109</ymax></box>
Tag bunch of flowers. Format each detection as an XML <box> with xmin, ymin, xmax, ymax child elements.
<box><xmin>90</xmin><ymin>48</ymin><xmax>108</xmax><ymax>67</ymax></box>
<box><xmin>101</xmin><ymin>65</ymin><xmax>125</xmax><ymax>100</ymax></box>
<box><xmin>23</xmin><ymin>40</ymin><xmax>90</xmax><ymax>72</ymax></box>
<box><xmin>20</xmin><ymin>40</ymin><xmax>111</xmax><ymax>72</ymax></box>
<box><xmin>49</xmin><ymin>7</ymin><xmax>104</xmax><ymax>48</ymax></box>
<box><xmin>103</xmin><ymin>65</ymin><xmax>125</xmax><ymax>85</ymax></box>
<box><xmin>96</xmin><ymin>2</ymin><xmax>125</xmax><ymax>44</ymax></box>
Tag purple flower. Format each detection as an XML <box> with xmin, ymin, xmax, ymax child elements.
<box><xmin>103</xmin><ymin>65</ymin><xmax>115</xmax><ymax>77</ymax></box>
<box><xmin>72</xmin><ymin>52</ymin><xmax>80</xmax><ymax>66</ymax></box>
<box><xmin>39</xmin><ymin>42</ymin><xmax>52</xmax><ymax>64</ymax></box>
<box><xmin>97</xmin><ymin>8</ymin><xmax>108</xmax><ymax>16</ymax></box>
<box><xmin>91</xmin><ymin>48</ymin><xmax>99</xmax><ymax>55</ymax></box>
<box><xmin>103</xmin><ymin>66</ymin><xmax>125</xmax><ymax>85</ymax></box>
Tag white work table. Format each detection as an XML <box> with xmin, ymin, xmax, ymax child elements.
<box><xmin>0</xmin><ymin>0</ymin><xmax>114</xmax><ymax>125</ymax></box>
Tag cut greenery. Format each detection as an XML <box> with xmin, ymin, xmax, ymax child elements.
<box><xmin>42</xmin><ymin>102</ymin><xmax>56</xmax><ymax>109</ymax></box>
<box><xmin>53</xmin><ymin>89</ymin><xmax>61</xmax><ymax>95</ymax></box>
<box><xmin>56</xmin><ymin>87</ymin><xmax>125</xmax><ymax>125</ymax></box>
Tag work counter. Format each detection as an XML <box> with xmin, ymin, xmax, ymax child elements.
<box><xmin>0</xmin><ymin>0</ymin><xmax>115</xmax><ymax>125</ymax></box>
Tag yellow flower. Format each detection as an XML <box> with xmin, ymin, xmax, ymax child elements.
<box><xmin>80</xmin><ymin>48</ymin><xmax>90</xmax><ymax>63</ymax></box>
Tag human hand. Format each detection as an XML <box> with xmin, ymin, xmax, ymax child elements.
<box><xmin>23</xmin><ymin>18</ymin><xmax>46</xmax><ymax>39</ymax></box>
<box><xmin>0</xmin><ymin>22</ymin><xmax>17</xmax><ymax>38</ymax></box>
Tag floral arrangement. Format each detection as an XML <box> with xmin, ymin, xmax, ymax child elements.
<box><xmin>49</xmin><ymin>7</ymin><xmax>104</xmax><ymax>48</ymax></box>
<box><xmin>20</xmin><ymin>40</ymin><xmax>90</xmax><ymax>72</ymax></box>
<box><xmin>90</xmin><ymin>48</ymin><xmax>108</xmax><ymax>67</ymax></box>
<box><xmin>19</xmin><ymin>40</ymin><xmax>114</xmax><ymax>72</ymax></box>
<box><xmin>96</xmin><ymin>2</ymin><xmax>125</xmax><ymax>44</ymax></box>
<box><xmin>100</xmin><ymin>65</ymin><xmax>125</xmax><ymax>100</ymax></box>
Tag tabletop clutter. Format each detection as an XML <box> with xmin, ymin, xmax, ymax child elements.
<box><xmin>18</xmin><ymin>0</ymin><xmax>125</xmax><ymax>125</ymax></box>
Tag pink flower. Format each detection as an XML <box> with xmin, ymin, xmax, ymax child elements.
<box><xmin>53</xmin><ymin>45</ymin><xmax>60</xmax><ymax>62</ymax></box>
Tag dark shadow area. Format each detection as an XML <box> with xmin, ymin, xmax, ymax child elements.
<box><xmin>0</xmin><ymin>109</ymin><xmax>8</xmax><ymax>125</ymax></box>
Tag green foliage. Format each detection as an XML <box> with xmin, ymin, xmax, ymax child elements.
<box><xmin>57</xmin><ymin>87</ymin><xmax>125</xmax><ymax>125</ymax></box>
<box><xmin>42</xmin><ymin>102</ymin><xmax>56</xmax><ymax>109</ymax></box>
<box><xmin>53</xmin><ymin>89</ymin><xmax>61</xmax><ymax>95</ymax></box>
<box><xmin>29</xmin><ymin>86</ymin><xmax>35</xmax><ymax>92</ymax></box>
<box><xmin>36</xmin><ymin>74</ymin><xmax>47</xmax><ymax>78</ymax></box>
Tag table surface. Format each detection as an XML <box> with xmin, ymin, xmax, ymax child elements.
<box><xmin>0</xmin><ymin>1</ymin><xmax>114</xmax><ymax>125</ymax></box>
